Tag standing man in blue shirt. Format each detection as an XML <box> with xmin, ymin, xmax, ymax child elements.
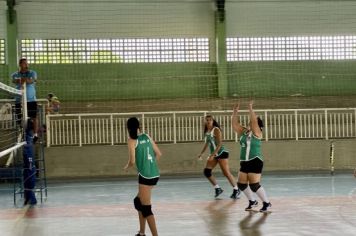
<box><xmin>12</xmin><ymin>58</ymin><xmax>38</xmax><ymax>142</ymax></box>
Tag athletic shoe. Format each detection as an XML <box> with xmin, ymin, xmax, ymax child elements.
<box><xmin>245</xmin><ymin>200</ymin><xmax>258</xmax><ymax>211</ymax></box>
<box><xmin>230</xmin><ymin>189</ymin><xmax>241</xmax><ymax>199</ymax></box>
<box><xmin>135</xmin><ymin>233</ymin><xmax>146</xmax><ymax>236</ymax></box>
<box><xmin>259</xmin><ymin>202</ymin><xmax>272</xmax><ymax>213</ymax></box>
<box><xmin>215</xmin><ymin>187</ymin><xmax>224</xmax><ymax>198</ymax></box>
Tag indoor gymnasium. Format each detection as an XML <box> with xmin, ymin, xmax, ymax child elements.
<box><xmin>0</xmin><ymin>0</ymin><xmax>356</xmax><ymax>235</ymax></box>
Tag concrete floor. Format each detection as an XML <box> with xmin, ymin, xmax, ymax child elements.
<box><xmin>0</xmin><ymin>174</ymin><xmax>355</xmax><ymax>236</ymax></box>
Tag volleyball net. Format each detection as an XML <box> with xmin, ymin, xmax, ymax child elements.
<box><xmin>0</xmin><ymin>81</ymin><xmax>26</xmax><ymax>170</ymax></box>
<box><xmin>0</xmin><ymin>0</ymin><xmax>353</xmax><ymax>115</ymax></box>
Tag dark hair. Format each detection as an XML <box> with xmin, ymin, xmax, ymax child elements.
<box><xmin>47</xmin><ymin>93</ymin><xmax>54</xmax><ymax>99</ymax></box>
<box><xmin>127</xmin><ymin>117</ymin><xmax>140</xmax><ymax>139</ymax></box>
<box><xmin>257</xmin><ymin>117</ymin><xmax>264</xmax><ymax>131</ymax></box>
<box><xmin>204</xmin><ymin>115</ymin><xmax>220</xmax><ymax>133</ymax></box>
<box><xmin>19</xmin><ymin>58</ymin><xmax>27</xmax><ymax>65</ymax></box>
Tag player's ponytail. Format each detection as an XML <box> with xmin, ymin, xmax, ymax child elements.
<box><xmin>127</xmin><ymin>117</ymin><xmax>140</xmax><ymax>139</ymax></box>
<box><xmin>257</xmin><ymin>117</ymin><xmax>264</xmax><ymax>131</ymax></box>
<box><xmin>212</xmin><ymin>119</ymin><xmax>220</xmax><ymax>130</ymax></box>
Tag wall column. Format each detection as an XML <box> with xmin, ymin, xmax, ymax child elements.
<box><xmin>6</xmin><ymin>1</ymin><xmax>18</xmax><ymax>80</ymax></box>
<box><xmin>215</xmin><ymin>3</ymin><xmax>228</xmax><ymax>97</ymax></box>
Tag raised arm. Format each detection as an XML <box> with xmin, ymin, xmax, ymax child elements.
<box><xmin>232</xmin><ymin>102</ymin><xmax>245</xmax><ymax>136</ymax></box>
<box><xmin>124</xmin><ymin>138</ymin><xmax>136</xmax><ymax>170</ymax></box>
<box><xmin>248</xmin><ymin>101</ymin><xmax>262</xmax><ymax>138</ymax></box>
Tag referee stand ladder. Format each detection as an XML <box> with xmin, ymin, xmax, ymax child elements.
<box><xmin>13</xmin><ymin>102</ymin><xmax>48</xmax><ymax>205</ymax></box>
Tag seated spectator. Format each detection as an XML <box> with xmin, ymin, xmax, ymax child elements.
<box><xmin>46</xmin><ymin>93</ymin><xmax>60</xmax><ymax>114</ymax></box>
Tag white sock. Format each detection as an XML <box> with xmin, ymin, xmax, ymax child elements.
<box><xmin>256</xmin><ymin>187</ymin><xmax>269</xmax><ymax>203</ymax></box>
<box><xmin>214</xmin><ymin>184</ymin><xmax>220</xmax><ymax>189</ymax></box>
<box><xmin>243</xmin><ymin>186</ymin><xmax>255</xmax><ymax>201</ymax></box>
<box><xmin>233</xmin><ymin>186</ymin><xmax>238</xmax><ymax>190</ymax></box>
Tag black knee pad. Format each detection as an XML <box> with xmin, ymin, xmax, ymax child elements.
<box><xmin>237</xmin><ymin>183</ymin><xmax>248</xmax><ymax>191</ymax></box>
<box><xmin>141</xmin><ymin>205</ymin><xmax>153</xmax><ymax>218</ymax></box>
<box><xmin>133</xmin><ymin>196</ymin><xmax>142</xmax><ymax>211</ymax></box>
<box><xmin>204</xmin><ymin>168</ymin><xmax>212</xmax><ymax>178</ymax></box>
<box><xmin>249</xmin><ymin>183</ymin><xmax>261</xmax><ymax>192</ymax></box>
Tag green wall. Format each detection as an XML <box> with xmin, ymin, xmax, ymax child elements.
<box><xmin>31</xmin><ymin>63</ymin><xmax>218</xmax><ymax>101</ymax></box>
<box><xmin>0</xmin><ymin>65</ymin><xmax>9</xmax><ymax>99</ymax></box>
<box><xmin>2</xmin><ymin>61</ymin><xmax>356</xmax><ymax>102</ymax></box>
<box><xmin>0</xmin><ymin>65</ymin><xmax>8</xmax><ymax>81</ymax></box>
<box><xmin>228</xmin><ymin>61</ymin><xmax>356</xmax><ymax>97</ymax></box>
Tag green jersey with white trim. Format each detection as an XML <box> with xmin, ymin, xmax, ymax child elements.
<box><xmin>204</xmin><ymin>127</ymin><xmax>227</xmax><ymax>156</ymax></box>
<box><xmin>135</xmin><ymin>133</ymin><xmax>160</xmax><ymax>179</ymax></box>
<box><xmin>239</xmin><ymin>131</ymin><xmax>263</xmax><ymax>161</ymax></box>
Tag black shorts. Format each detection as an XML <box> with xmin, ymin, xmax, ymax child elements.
<box><xmin>214</xmin><ymin>151</ymin><xmax>229</xmax><ymax>160</ymax></box>
<box><xmin>138</xmin><ymin>175</ymin><xmax>159</xmax><ymax>186</ymax></box>
<box><xmin>15</xmin><ymin>101</ymin><xmax>38</xmax><ymax>119</ymax></box>
<box><xmin>240</xmin><ymin>158</ymin><xmax>264</xmax><ymax>174</ymax></box>
<box><xmin>27</xmin><ymin>102</ymin><xmax>38</xmax><ymax>118</ymax></box>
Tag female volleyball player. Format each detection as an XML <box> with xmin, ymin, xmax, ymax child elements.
<box><xmin>198</xmin><ymin>115</ymin><xmax>241</xmax><ymax>199</ymax></box>
<box><xmin>232</xmin><ymin>101</ymin><xmax>272</xmax><ymax>213</ymax></box>
<box><xmin>124</xmin><ymin>117</ymin><xmax>162</xmax><ymax>236</ymax></box>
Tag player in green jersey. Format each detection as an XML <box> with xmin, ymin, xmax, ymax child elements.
<box><xmin>124</xmin><ymin>117</ymin><xmax>162</xmax><ymax>236</ymax></box>
<box><xmin>232</xmin><ymin>101</ymin><xmax>272</xmax><ymax>213</ymax></box>
<box><xmin>198</xmin><ymin>115</ymin><xmax>241</xmax><ymax>199</ymax></box>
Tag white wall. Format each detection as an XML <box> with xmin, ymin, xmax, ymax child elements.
<box><xmin>226</xmin><ymin>0</ymin><xmax>356</xmax><ymax>37</ymax></box>
<box><xmin>16</xmin><ymin>1</ymin><xmax>215</xmax><ymax>39</ymax></box>
<box><xmin>0</xmin><ymin>1</ymin><xmax>6</xmax><ymax>39</ymax></box>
